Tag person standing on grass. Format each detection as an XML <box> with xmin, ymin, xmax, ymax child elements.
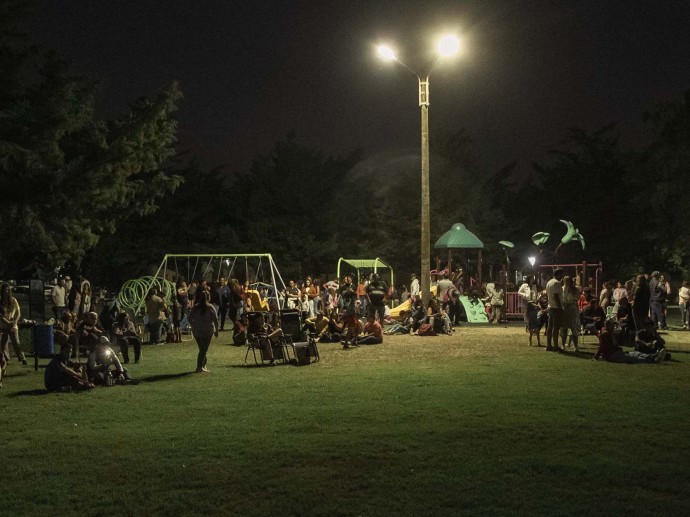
<box><xmin>340</xmin><ymin>275</ymin><xmax>359</xmax><ymax>348</ymax></box>
<box><xmin>632</xmin><ymin>274</ymin><xmax>650</xmax><ymax>331</ymax></box>
<box><xmin>560</xmin><ymin>276</ymin><xmax>580</xmax><ymax>351</ymax></box>
<box><xmin>1</xmin><ymin>283</ymin><xmax>27</xmax><ymax>369</ymax></box>
<box><xmin>678</xmin><ymin>281</ymin><xmax>690</xmax><ymax>330</ymax></box>
<box><xmin>366</xmin><ymin>273</ymin><xmax>388</xmax><ymax>323</ymax></box>
<box><xmin>648</xmin><ymin>271</ymin><xmax>667</xmax><ymax>330</ymax></box>
<box><xmin>545</xmin><ymin>268</ymin><xmax>564</xmax><ymax>352</ymax></box>
<box><xmin>489</xmin><ymin>284</ymin><xmax>505</xmax><ymax>324</ymax></box>
<box><xmin>410</xmin><ymin>273</ymin><xmax>420</xmax><ymax>302</ymax></box>
<box><xmin>189</xmin><ymin>289</ymin><xmax>219</xmax><ymax>373</ymax></box>
<box><xmin>51</xmin><ymin>278</ymin><xmax>67</xmax><ymax>320</ymax></box>
<box><xmin>145</xmin><ymin>288</ymin><xmax>167</xmax><ymax>344</ymax></box>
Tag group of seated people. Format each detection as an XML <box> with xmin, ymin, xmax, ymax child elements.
<box><xmin>54</xmin><ymin>310</ymin><xmax>143</xmax><ymax>365</ymax></box>
<box><xmin>47</xmin><ymin>308</ymin><xmax>142</xmax><ymax>391</ymax></box>
<box><xmin>45</xmin><ymin>333</ymin><xmax>137</xmax><ymax>392</ymax></box>
<box><xmin>383</xmin><ymin>297</ymin><xmax>455</xmax><ymax>336</ymax></box>
<box><xmin>594</xmin><ymin>318</ymin><xmax>669</xmax><ymax>364</ymax></box>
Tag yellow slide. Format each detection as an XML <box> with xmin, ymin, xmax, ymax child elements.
<box><xmin>389</xmin><ymin>286</ymin><xmax>437</xmax><ymax>318</ymax></box>
<box><xmin>246</xmin><ymin>289</ymin><xmax>270</xmax><ymax>311</ymax></box>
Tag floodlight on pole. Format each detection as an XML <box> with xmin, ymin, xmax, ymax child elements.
<box><xmin>377</xmin><ymin>44</ymin><xmax>396</xmax><ymax>62</ymax></box>
<box><xmin>375</xmin><ymin>33</ymin><xmax>462</xmax><ymax>307</ymax></box>
<box><xmin>528</xmin><ymin>256</ymin><xmax>536</xmax><ymax>267</ymax></box>
<box><xmin>437</xmin><ymin>34</ymin><xmax>461</xmax><ymax>57</ymax></box>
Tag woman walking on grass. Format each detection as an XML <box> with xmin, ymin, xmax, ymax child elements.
<box><xmin>189</xmin><ymin>289</ymin><xmax>218</xmax><ymax>373</ymax></box>
<box><xmin>560</xmin><ymin>276</ymin><xmax>580</xmax><ymax>351</ymax></box>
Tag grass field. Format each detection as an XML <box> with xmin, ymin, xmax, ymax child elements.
<box><xmin>2</xmin><ymin>324</ymin><xmax>690</xmax><ymax>516</ymax></box>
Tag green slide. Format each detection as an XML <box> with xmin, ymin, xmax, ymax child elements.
<box><xmin>459</xmin><ymin>296</ymin><xmax>490</xmax><ymax>323</ymax></box>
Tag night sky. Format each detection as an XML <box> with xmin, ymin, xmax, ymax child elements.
<box><xmin>29</xmin><ymin>0</ymin><xmax>690</xmax><ymax>176</ymax></box>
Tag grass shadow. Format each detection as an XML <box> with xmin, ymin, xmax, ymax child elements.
<box><xmin>139</xmin><ymin>372</ymin><xmax>194</xmax><ymax>383</ymax></box>
<box><xmin>559</xmin><ymin>350</ymin><xmax>594</xmax><ymax>360</ymax></box>
<box><xmin>9</xmin><ymin>389</ymin><xmax>49</xmax><ymax>397</ymax></box>
<box><xmin>227</xmin><ymin>362</ymin><xmax>287</xmax><ymax>369</ymax></box>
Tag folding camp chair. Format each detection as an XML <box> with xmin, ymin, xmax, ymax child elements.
<box><xmin>244</xmin><ymin>312</ymin><xmax>290</xmax><ymax>365</ymax></box>
<box><xmin>279</xmin><ymin>309</ymin><xmax>319</xmax><ymax>364</ymax></box>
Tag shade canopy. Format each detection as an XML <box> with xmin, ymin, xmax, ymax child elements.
<box><xmin>336</xmin><ymin>257</ymin><xmax>394</xmax><ymax>287</ymax></box>
<box><xmin>434</xmin><ymin>223</ymin><xmax>484</xmax><ymax>250</ymax></box>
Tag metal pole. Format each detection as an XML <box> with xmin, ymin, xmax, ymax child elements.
<box><xmin>420</xmin><ymin>77</ymin><xmax>431</xmax><ymax>308</ymax></box>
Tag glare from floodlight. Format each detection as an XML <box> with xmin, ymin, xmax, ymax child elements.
<box><xmin>528</xmin><ymin>256</ymin><xmax>536</xmax><ymax>267</ymax></box>
<box><xmin>377</xmin><ymin>44</ymin><xmax>396</xmax><ymax>62</ymax></box>
<box><xmin>437</xmin><ymin>34</ymin><xmax>461</xmax><ymax>57</ymax></box>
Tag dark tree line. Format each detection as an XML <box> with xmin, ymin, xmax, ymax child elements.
<box><xmin>2</xmin><ymin>0</ymin><xmax>689</xmax><ymax>289</ymax></box>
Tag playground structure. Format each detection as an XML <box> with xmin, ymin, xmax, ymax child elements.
<box><xmin>128</xmin><ymin>254</ymin><xmax>287</xmax><ymax>316</ymax></box>
<box><xmin>336</xmin><ymin>257</ymin><xmax>394</xmax><ymax>287</ymax></box>
<box><xmin>505</xmin><ymin>261</ymin><xmax>603</xmax><ymax>319</ymax></box>
<box><xmin>118</xmin><ymin>276</ymin><xmax>175</xmax><ymax>311</ymax></box>
<box><xmin>434</xmin><ymin>223</ymin><xmax>484</xmax><ymax>286</ymax></box>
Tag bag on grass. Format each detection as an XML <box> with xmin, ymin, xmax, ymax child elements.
<box><xmin>417</xmin><ymin>323</ymin><xmax>436</xmax><ymax>336</ymax></box>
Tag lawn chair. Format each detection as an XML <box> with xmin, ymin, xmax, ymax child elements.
<box><xmin>279</xmin><ymin>309</ymin><xmax>319</xmax><ymax>364</ymax></box>
<box><xmin>244</xmin><ymin>312</ymin><xmax>290</xmax><ymax>365</ymax></box>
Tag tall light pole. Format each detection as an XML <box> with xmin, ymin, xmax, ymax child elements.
<box><xmin>377</xmin><ymin>35</ymin><xmax>461</xmax><ymax>307</ymax></box>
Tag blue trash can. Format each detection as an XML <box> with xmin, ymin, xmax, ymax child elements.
<box><xmin>34</xmin><ymin>324</ymin><xmax>54</xmax><ymax>357</ymax></box>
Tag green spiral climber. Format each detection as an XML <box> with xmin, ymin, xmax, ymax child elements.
<box><xmin>117</xmin><ymin>276</ymin><xmax>175</xmax><ymax>311</ymax></box>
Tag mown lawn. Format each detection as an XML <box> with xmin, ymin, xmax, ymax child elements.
<box><xmin>2</xmin><ymin>325</ymin><xmax>689</xmax><ymax>516</ymax></box>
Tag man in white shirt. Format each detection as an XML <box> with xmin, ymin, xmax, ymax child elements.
<box><xmin>410</xmin><ymin>274</ymin><xmax>420</xmax><ymax>301</ymax></box>
<box><xmin>51</xmin><ymin>279</ymin><xmax>67</xmax><ymax>320</ymax></box>
<box><xmin>545</xmin><ymin>268</ymin><xmax>564</xmax><ymax>351</ymax></box>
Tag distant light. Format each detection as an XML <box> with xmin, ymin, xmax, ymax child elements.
<box><xmin>377</xmin><ymin>44</ymin><xmax>396</xmax><ymax>62</ymax></box>
<box><xmin>528</xmin><ymin>256</ymin><xmax>536</xmax><ymax>267</ymax></box>
<box><xmin>437</xmin><ymin>34</ymin><xmax>461</xmax><ymax>57</ymax></box>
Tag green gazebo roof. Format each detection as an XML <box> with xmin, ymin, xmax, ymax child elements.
<box><xmin>434</xmin><ymin>223</ymin><xmax>484</xmax><ymax>250</ymax></box>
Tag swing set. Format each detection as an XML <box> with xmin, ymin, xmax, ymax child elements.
<box><xmin>132</xmin><ymin>253</ymin><xmax>288</xmax><ymax>315</ymax></box>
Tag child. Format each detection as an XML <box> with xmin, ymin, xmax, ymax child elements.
<box><xmin>526</xmin><ymin>296</ymin><xmax>542</xmax><ymax>347</ymax></box>
<box><xmin>170</xmin><ymin>298</ymin><xmax>182</xmax><ymax>343</ymax></box>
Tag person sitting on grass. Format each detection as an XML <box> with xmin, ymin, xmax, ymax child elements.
<box><xmin>305</xmin><ymin>312</ymin><xmax>330</xmax><ymax>342</ymax></box>
<box><xmin>635</xmin><ymin>319</ymin><xmax>670</xmax><ymax>360</ymax></box>
<box><xmin>75</xmin><ymin>311</ymin><xmax>104</xmax><ymax>356</ymax></box>
<box><xmin>87</xmin><ymin>336</ymin><xmax>134</xmax><ymax>385</ymax></box>
<box><xmin>594</xmin><ymin>320</ymin><xmax>667</xmax><ymax>364</ymax></box>
<box><xmin>384</xmin><ymin>310</ymin><xmax>413</xmax><ymax>335</ymax></box>
<box><xmin>581</xmin><ymin>298</ymin><xmax>606</xmax><ymax>335</ymax></box>
<box><xmin>113</xmin><ymin>312</ymin><xmax>143</xmax><ymax>364</ymax></box>
<box><xmin>44</xmin><ymin>342</ymin><xmax>95</xmax><ymax>392</ymax></box>
<box><xmin>425</xmin><ymin>298</ymin><xmax>452</xmax><ymax>335</ymax></box>
<box><xmin>357</xmin><ymin>315</ymin><xmax>383</xmax><ymax>345</ymax></box>
<box><xmin>615</xmin><ymin>296</ymin><xmax>636</xmax><ymax>346</ymax></box>
<box><xmin>316</xmin><ymin>314</ymin><xmax>344</xmax><ymax>343</ymax></box>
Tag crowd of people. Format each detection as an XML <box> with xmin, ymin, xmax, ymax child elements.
<box><xmin>517</xmin><ymin>269</ymin><xmax>683</xmax><ymax>364</ymax></box>
<box><xmin>1</xmin><ymin>265</ymin><xmax>684</xmax><ymax>390</ymax></box>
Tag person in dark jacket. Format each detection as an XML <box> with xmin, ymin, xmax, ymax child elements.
<box><xmin>632</xmin><ymin>274</ymin><xmax>650</xmax><ymax>330</ymax></box>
